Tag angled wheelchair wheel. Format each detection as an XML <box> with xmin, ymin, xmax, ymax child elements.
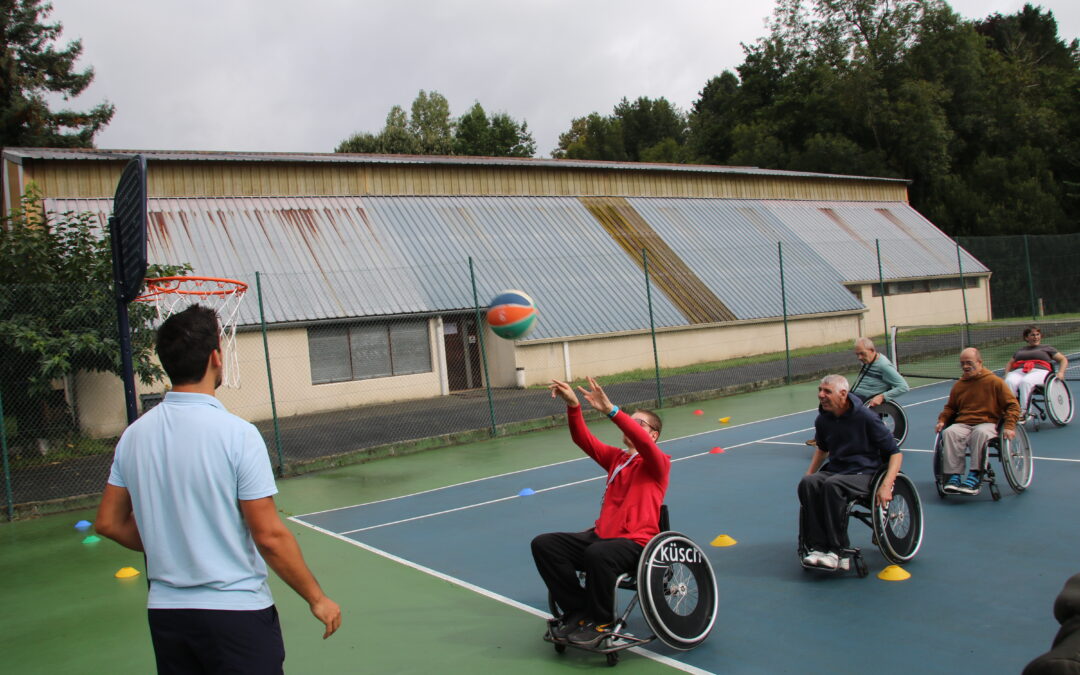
<box><xmin>1000</xmin><ymin>424</ymin><xmax>1033</xmax><ymax>493</ymax></box>
<box><xmin>636</xmin><ymin>532</ymin><xmax>718</xmax><ymax>651</ymax></box>
<box><xmin>1044</xmin><ymin>377</ymin><xmax>1074</xmax><ymax>426</ymax></box>
<box><xmin>872</xmin><ymin>472</ymin><xmax>923</xmax><ymax>564</ymax></box>
<box><xmin>932</xmin><ymin>433</ymin><xmax>946</xmax><ymax>498</ymax></box>
<box><xmin>874</xmin><ymin>400</ymin><xmax>908</xmax><ymax>445</ymax></box>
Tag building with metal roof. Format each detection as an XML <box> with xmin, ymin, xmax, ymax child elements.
<box><xmin>5</xmin><ymin>148</ymin><xmax>990</xmax><ymax>435</ymax></box>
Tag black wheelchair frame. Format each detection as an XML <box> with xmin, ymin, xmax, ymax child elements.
<box><xmin>797</xmin><ymin>468</ymin><xmax>923</xmax><ymax>578</ymax></box>
<box><xmin>932</xmin><ymin>419</ymin><xmax>1033</xmax><ymax>501</ymax></box>
<box><xmin>1027</xmin><ymin>371</ymin><xmax>1074</xmax><ymax>430</ymax></box>
<box><xmin>543</xmin><ymin>506</ymin><xmax>718</xmax><ymax>666</ymax></box>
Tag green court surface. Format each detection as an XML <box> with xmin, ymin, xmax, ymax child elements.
<box><xmin>0</xmin><ymin>382</ymin><xmax>818</xmax><ymax>674</ymax></box>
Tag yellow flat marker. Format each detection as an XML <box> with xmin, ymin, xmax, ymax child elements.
<box><xmin>877</xmin><ymin>565</ymin><xmax>911</xmax><ymax>581</ymax></box>
<box><xmin>114</xmin><ymin>566</ymin><xmax>141</xmax><ymax>579</ymax></box>
<box><xmin>718</xmin><ymin>417</ymin><xmax>731</xmax><ymax>424</ymax></box>
<box><xmin>710</xmin><ymin>534</ymin><xmax>737</xmax><ymax>547</ymax></box>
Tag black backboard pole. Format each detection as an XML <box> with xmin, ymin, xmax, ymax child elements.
<box><xmin>110</xmin><ymin>155</ymin><xmax>148</xmax><ymax>425</ymax></box>
<box><xmin>112</xmin><ymin>223</ymin><xmax>139</xmax><ymax>424</ymax></box>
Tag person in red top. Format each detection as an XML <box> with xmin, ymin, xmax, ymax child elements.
<box><xmin>532</xmin><ymin>376</ymin><xmax>671</xmax><ymax>647</ymax></box>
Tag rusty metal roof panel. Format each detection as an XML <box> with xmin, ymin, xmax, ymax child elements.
<box><xmin>627</xmin><ymin>198</ymin><xmax>863</xmax><ymax>319</ymax></box>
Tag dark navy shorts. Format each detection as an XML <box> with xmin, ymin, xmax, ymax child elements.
<box><xmin>148</xmin><ymin>605</ymin><xmax>285</xmax><ymax>674</ymax></box>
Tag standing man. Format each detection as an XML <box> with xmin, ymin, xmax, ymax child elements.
<box><xmin>799</xmin><ymin>374</ymin><xmax>901</xmax><ymax>571</ymax></box>
<box><xmin>936</xmin><ymin>347</ymin><xmax>1021</xmax><ymax>495</ymax></box>
<box><xmin>532</xmin><ymin>377</ymin><xmax>670</xmax><ymax>647</ymax></box>
<box><xmin>851</xmin><ymin>337</ymin><xmax>909</xmax><ymax>407</ymax></box>
<box><xmin>96</xmin><ymin>305</ymin><xmax>341</xmax><ymax>674</ymax></box>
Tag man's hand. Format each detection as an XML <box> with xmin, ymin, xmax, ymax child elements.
<box><xmin>311</xmin><ymin>595</ymin><xmax>342</xmax><ymax>639</ymax></box>
<box><xmin>1057</xmin><ymin>371</ymin><xmax>1066</xmax><ymax>381</ymax></box>
<box><xmin>867</xmin><ymin>394</ymin><xmax>884</xmax><ymax>407</ymax></box>
<box><xmin>549</xmin><ymin>379</ymin><xmax>579</xmax><ymax>407</ymax></box>
<box><xmin>577</xmin><ymin>376</ymin><xmax>614</xmax><ymax>415</ymax></box>
<box><xmin>1003</xmin><ymin>427</ymin><xmax>1016</xmax><ymax>441</ymax></box>
<box><xmin>875</xmin><ymin>480</ymin><xmax>894</xmax><ymax>509</ymax></box>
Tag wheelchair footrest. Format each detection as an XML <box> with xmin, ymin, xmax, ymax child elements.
<box><xmin>543</xmin><ymin>619</ymin><xmax>654</xmax><ymax>653</ymax></box>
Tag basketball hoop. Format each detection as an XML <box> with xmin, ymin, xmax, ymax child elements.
<box><xmin>136</xmin><ymin>276</ymin><xmax>249</xmax><ymax>388</ymax></box>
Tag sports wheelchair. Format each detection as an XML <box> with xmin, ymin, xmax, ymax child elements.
<box><xmin>797</xmin><ymin>468</ymin><xmax>923</xmax><ymax>578</ymax></box>
<box><xmin>1027</xmin><ymin>371</ymin><xmax>1074</xmax><ymax>430</ymax></box>
<box><xmin>543</xmin><ymin>507</ymin><xmax>718</xmax><ymax>666</ymax></box>
<box><xmin>872</xmin><ymin>400</ymin><xmax>908</xmax><ymax>445</ymax></box>
<box><xmin>932</xmin><ymin>419</ymin><xmax>1032</xmax><ymax>500</ymax></box>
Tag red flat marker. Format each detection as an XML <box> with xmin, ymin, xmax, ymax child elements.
<box><xmin>710</xmin><ymin>447</ymin><xmax>725</xmax><ymax>454</ymax></box>
<box><xmin>693</xmin><ymin>410</ymin><xmax>704</xmax><ymax>415</ymax></box>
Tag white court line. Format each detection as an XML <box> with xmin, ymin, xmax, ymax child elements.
<box><xmin>289</xmin><ymin>517</ymin><xmax>717</xmax><ymax>675</ymax></box>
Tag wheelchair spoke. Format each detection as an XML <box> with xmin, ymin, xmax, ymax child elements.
<box><xmin>884</xmin><ymin>495</ymin><xmax>911</xmax><ymax>540</ymax></box>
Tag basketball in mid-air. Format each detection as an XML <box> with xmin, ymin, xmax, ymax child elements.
<box><xmin>486</xmin><ymin>290</ymin><xmax>538</xmax><ymax>340</ymax></box>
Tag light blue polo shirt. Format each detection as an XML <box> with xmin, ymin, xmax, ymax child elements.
<box><xmin>108</xmin><ymin>392</ymin><xmax>278</xmax><ymax>610</ymax></box>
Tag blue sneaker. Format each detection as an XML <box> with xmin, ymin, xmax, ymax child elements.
<box><xmin>957</xmin><ymin>471</ymin><xmax>981</xmax><ymax>495</ymax></box>
<box><xmin>943</xmin><ymin>474</ymin><xmax>962</xmax><ymax>493</ymax></box>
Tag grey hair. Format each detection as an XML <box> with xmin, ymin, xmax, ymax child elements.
<box><xmin>820</xmin><ymin>374</ymin><xmax>850</xmax><ymax>392</ymax></box>
<box><xmin>854</xmin><ymin>336</ymin><xmax>875</xmax><ymax>350</ymax></box>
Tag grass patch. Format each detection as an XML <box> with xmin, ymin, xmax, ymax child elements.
<box><xmin>7</xmin><ymin>433</ymin><xmax>117</xmax><ymax>470</ymax></box>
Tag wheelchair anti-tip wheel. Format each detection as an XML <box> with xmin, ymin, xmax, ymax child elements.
<box><xmin>999</xmin><ymin>424</ymin><xmax>1033</xmax><ymax>493</ymax></box>
<box><xmin>636</xmin><ymin>532</ymin><xmax>718</xmax><ymax>651</ymax></box>
<box><xmin>1042</xmin><ymin>376</ymin><xmax>1074</xmax><ymax>427</ymax></box>
<box><xmin>871</xmin><ymin>472</ymin><xmax>923</xmax><ymax>564</ymax></box>
<box><xmin>874</xmin><ymin>400</ymin><xmax>908</xmax><ymax>445</ymax></box>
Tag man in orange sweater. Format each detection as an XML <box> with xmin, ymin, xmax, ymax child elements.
<box><xmin>532</xmin><ymin>376</ymin><xmax>670</xmax><ymax>647</ymax></box>
<box><xmin>936</xmin><ymin>347</ymin><xmax>1021</xmax><ymax>495</ymax></box>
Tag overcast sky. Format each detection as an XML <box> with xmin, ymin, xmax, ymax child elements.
<box><xmin>47</xmin><ymin>0</ymin><xmax>1080</xmax><ymax>158</ymax></box>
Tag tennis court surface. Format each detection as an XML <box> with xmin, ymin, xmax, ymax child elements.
<box><xmin>2</xmin><ymin>378</ymin><xmax>1076</xmax><ymax>674</ymax></box>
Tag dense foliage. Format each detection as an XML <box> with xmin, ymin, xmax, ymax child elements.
<box><xmin>336</xmin><ymin>90</ymin><xmax>536</xmax><ymax>158</ymax></box>
<box><xmin>0</xmin><ymin>0</ymin><xmax>113</xmax><ymax>147</ymax></box>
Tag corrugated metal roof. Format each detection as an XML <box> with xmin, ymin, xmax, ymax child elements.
<box><xmin>9</xmin><ymin>147</ymin><xmax>908</xmax><ymax>183</ymax></box>
<box><xmin>44</xmin><ymin>195</ymin><xmax>974</xmax><ymax>338</ymax></box>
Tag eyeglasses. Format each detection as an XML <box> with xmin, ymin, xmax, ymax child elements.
<box><xmin>633</xmin><ymin>417</ymin><xmax>659</xmax><ymax>433</ymax></box>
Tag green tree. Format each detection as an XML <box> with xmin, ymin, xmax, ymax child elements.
<box><xmin>552</xmin><ymin>96</ymin><xmax>688</xmax><ymax>161</ymax></box>
<box><xmin>0</xmin><ymin>0</ymin><xmax>114</xmax><ymax>147</ymax></box>
<box><xmin>336</xmin><ymin>91</ymin><xmax>535</xmax><ymax>157</ymax></box>
<box><xmin>453</xmin><ymin>102</ymin><xmax>536</xmax><ymax>157</ymax></box>
<box><xmin>0</xmin><ymin>189</ymin><xmax>187</xmax><ymax>441</ymax></box>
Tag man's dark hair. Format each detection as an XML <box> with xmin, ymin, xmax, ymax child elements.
<box><xmin>156</xmin><ymin>304</ymin><xmax>221</xmax><ymax>385</ymax></box>
<box><xmin>635</xmin><ymin>409</ymin><xmax>663</xmax><ymax>436</ymax></box>
<box><xmin>1024</xmin><ymin>325</ymin><xmax>1041</xmax><ymax>338</ymax></box>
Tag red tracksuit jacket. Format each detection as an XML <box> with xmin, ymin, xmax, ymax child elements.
<box><xmin>567</xmin><ymin>406</ymin><xmax>671</xmax><ymax>546</ymax></box>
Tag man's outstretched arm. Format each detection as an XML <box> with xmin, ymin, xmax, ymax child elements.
<box><xmin>240</xmin><ymin>496</ymin><xmax>342</xmax><ymax>639</ymax></box>
<box><xmin>95</xmin><ymin>484</ymin><xmax>144</xmax><ymax>551</ymax></box>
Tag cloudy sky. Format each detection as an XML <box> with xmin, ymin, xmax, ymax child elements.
<box><xmin>47</xmin><ymin>0</ymin><xmax>1080</xmax><ymax>158</ymax></box>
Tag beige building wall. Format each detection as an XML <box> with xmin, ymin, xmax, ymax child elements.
<box><xmin>852</xmin><ymin>277</ymin><xmax>991</xmax><ymax>339</ymax></box>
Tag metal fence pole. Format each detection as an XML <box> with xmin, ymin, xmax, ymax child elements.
<box><xmin>1024</xmin><ymin>234</ymin><xmax>1037</xmax><ymax>321</ymax></box>
<box><xmin>0</xmin><ymin>387</ymin><xmax>12</xmax><ymax>521</ymax></box>
<box><xmin>642</xmin><ymin>248</ymin><xmax>663</xmax><ymax>408</ymax></box>
<box><xmin>956</xmin><ymin>242</ymin><xmax>971</xmax><ymax>344</ymax></box>
<box><xmin>876</xmin><ymin>240</ymin><xmax>890</xmax><ymax>356</ymax></box>
<box><xmin>778</xmin><ymin>241</ymin><xmax>792</xmax><ymax>385</ymax></box>
<box><xmin>256</xmin><ymin>272</ymin><xmax>285</xmax><ymax>476</ymax></box>
<box><xmin>469</xmin><ymin>258</ymin><xmax>497</xmax><ymax>435</ymax></box>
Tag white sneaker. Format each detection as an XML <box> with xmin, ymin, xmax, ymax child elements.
<box><xmin>838</xmin><ymin>557</ymin><xmax>850</xmax><ymax>571</ymax></box>
<box><xmin>818</xmin><ymin>552</ymin><xmax>840</xmax><ymax>569</ymax></box>
<box><xmin>802</xmin><ymin>550</ymin><xmax>826</xmax><ymax>566</ymax></box>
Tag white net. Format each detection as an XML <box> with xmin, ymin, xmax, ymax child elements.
<box><xmin>137</xmin><ymin>277</ymin><xmax>248</xmax><ymax>388</ymax></box>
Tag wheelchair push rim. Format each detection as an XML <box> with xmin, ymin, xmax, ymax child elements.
<box><xmin>1044</xmin><ymin>376</ymin><xmax>1074</xmax><ymax>426</ymax></box>
<box><xmin>1000</xmin><ymin>424</ymin><xmax>1034</xmax><ymax>492</ymax></box>
<box><xmin>636</xmin><ymin>532</ymin><xmax>718</xmax><ymax>650</ymax></box>
<box><xmin>874</xmin><ymin>400</ymin><xmax>908</xmax><ymax>445</ymax></box>
<box><xmin>872</xmin><ymin>473</ymin><xmax>923</xmax><ymax>563</ymax></box>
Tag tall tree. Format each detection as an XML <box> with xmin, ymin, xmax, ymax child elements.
<box><xmin>552</xmin><ymin>96</ymin><xmax>689</xmax><ymax>161</ymax></box>
<box><xmin>336</xmin><ymin>91</ymin><xmax>535</xmax><ymax>157</ymax></box>
<box><xmin>0</xmin><ymin>0</ymin><xmax>114</xmax><ymax>147</ymax></box>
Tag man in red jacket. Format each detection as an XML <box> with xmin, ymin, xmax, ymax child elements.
<box><xmin>531</xmin><ymin>376</ymin><xmax>671</xmax><ymax>647</ymax></box>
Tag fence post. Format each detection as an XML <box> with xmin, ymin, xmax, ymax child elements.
<box><xmin>956</xmin><ymin>243</ymin><xmax>971</xmax><ymax>344</ymax></box>
<box><xmin>469</xmin><ymin>258</ymin><xmax>497</xmax><ymax>436</ymax></box>
<box><xmin>1</xmin><ymin>387</ymin><xmax>12</xmax><ymax>521</ymax></box>
<box><xmin>256</xmin><ymin>272</ymin><xmax>285</xmax><ymax>477</ymax></box>
<box><xmin>642</xmin><ymin>248</ymin><xmax>663</xmax><ymax>408</ymax></box>
<box><xmin>1024</xmin><ymin>234</ymin><xmax>1037</xmax><ymax>321</ymax></box>
<box><xmin>778</xmin><ymin>241</ymin><xmax>792</xmax><ymax>385</ymax></box>
<box><xmin>876</xmin><ymin>239</ymin><xmax>890</xmax><ymax>357</ymax></box>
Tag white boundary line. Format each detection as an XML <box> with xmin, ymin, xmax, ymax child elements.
<box><xmin>289</xmin><ymin>517</ymin><xmax>717</xmax><ymax>675</ymax></box>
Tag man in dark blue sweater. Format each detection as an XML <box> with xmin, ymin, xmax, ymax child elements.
<box><xmin>798</xmin><ymin>374</ymin><xmax>902</xmax><ymax>570</ymax></box>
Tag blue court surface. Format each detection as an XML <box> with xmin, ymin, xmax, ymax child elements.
<box><xmin>293</xmin><ymin>379</ymin><xmax>1079</xmax><ymax>675</ymax></box>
